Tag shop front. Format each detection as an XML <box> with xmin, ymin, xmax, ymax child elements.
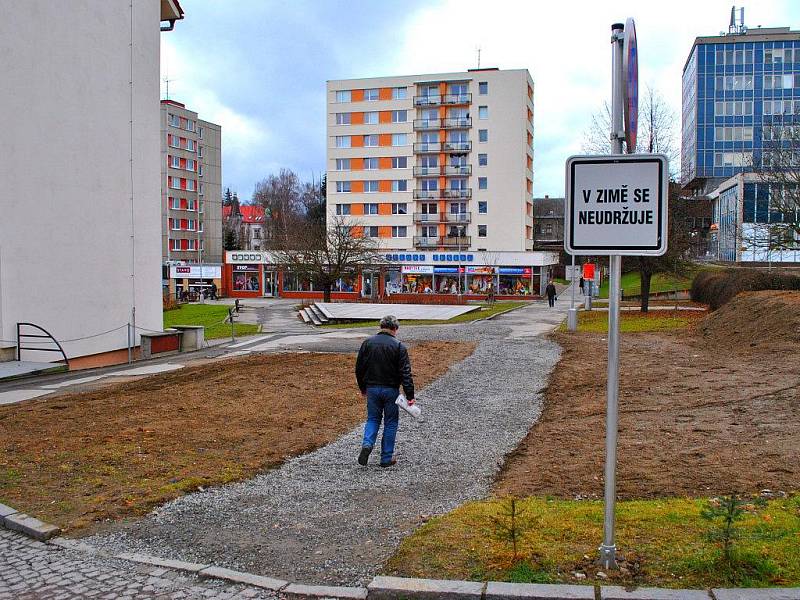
<box><xmin>168</xmin><ymin>264</ymin><xmax>222</xmax><ymax>300</ymax></box>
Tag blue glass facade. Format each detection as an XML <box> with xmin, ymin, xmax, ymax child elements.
<box><xmin>681</xmin><ymin>34</ymin><xmax>800</xmax><ymax>187</ymax></box>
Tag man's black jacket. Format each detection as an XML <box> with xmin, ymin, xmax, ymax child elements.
<box><xmin>355</xmin><ymin>331</ymin><xmax>415</xmax><ymax>400</ymax></box>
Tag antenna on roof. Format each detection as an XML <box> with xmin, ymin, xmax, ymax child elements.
<box><xmin>728</xmin><ymin>5</ymin><xmax>747</xmax><ymax>35</ymax></box>
<box><xmin>163</xmin><ymin>76</ymin><xmax>177</xmax><ymax>100</ymax></box>
<box><xmin>476</xmin><ymin>46</ymin><xmax>481</xmax><ymax>69</ymax></box>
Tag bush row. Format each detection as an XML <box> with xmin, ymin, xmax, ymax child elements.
<box><xmin>691</xmin><ymin>268</ymin><xmax>800</xmax><ymax>310</ymax></box>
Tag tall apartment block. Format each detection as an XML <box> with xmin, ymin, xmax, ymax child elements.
<box><xmin>682</xmin><ymin>17</ymin><xmax>800</xmax><ymax>263</ymax></box>
<box><xmin>327</xmin><ymin>69</ymin><xmax>536</xmax><ymax>253</ymax></box>
<box><xmin>160</xmin><ymin>100</ymin><xmax>222</xmax><ymax>264</ymax></box>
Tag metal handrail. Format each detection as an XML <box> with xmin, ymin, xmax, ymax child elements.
<box><xmin>16</xmin><ymin>322</ymin><xmax>69</xmax><ymax>366</ymax></box>
<box><xmin>442</xmin><ymin>117</ymin><xmax>472</xmax><ymax>128</ymax></box>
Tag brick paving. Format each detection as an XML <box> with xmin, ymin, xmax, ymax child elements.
<box><xmin>0</xmin><ymin>529</ymin><xmax>277</xmax><ymax>599</ymax></box>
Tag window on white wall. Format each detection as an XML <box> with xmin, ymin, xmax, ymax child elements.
<box><xmin>364</xmin><ymin>158</ymin><xmax>379</xmax><ymax>170</ymax></box>
<box><xmin>364</xmin><ymin>134</ymin><xmax>379</xmax><ymax>147</ymax></box>
<box><xmin>336</xmin><ymin>112</ymin><xmax>351</xmax><ymax>125</ymax></box>
<box><xmin>478</xmin><ymin>106</ymin><xmax>488</xmax><ymax>119</ymax></box>
<box><xmin>336</xmin><ymin>90</ymin><xmax>351</xmax><ymax>103</ymax></box>
<box><xmin>364</xmin><ymin>111</ymin><xmax>378</xmax><ymax>124</ymax></box>
<box><xmin>392</xmin><ymin>133</ymin><xmax>407</xmax><ymax>146</ymax></box>
<box><xmin>336</xmin><ymin>181</ymin><xmax>351</xmax><ymax>193</ymax></box>
<box><xmin>392</xmin><ymin>156</ymin><xmax>408</xmax><ymax>168</ymax></box>
<box><xmin>392</xmin><ymin>87</ymin><xmax>407</xmax><ymax>99</ymax></box>
<box><xmin>364</xmin><ymin>88</ymin><xmax>379</xmax><ymax>101</ymax></box>
<box><xmin>364</xmin><ymin>181</ymin><xmax>379</xmax><ymax>193</ymax></box>
<box><xmin>391</xmin><ymin>110</ymin><xmax>407</xmax><ymax>123</ymax></box>
<box><xmin>336</xmin><ymin>135</ymin><xmax>352</xmax><ymax>148</ymax></box>
<box><xmin>335</xmin><ymin>158</ymin><xmax>351</xmax><ymax>170</ymax></box>
<box><xmin>392</xmin><ymin>180</ymin><xmax>408</xmax><ymax>192</ymax></box>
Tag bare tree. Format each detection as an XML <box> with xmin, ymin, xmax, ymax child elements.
<box><xmin>272</xmin><ymin>216</ymin><xmax>383</xmax><ymax>303</ymax></box>
<box><xmin>252</xmin><ymin>169</ymin><xmax>305</xmax><ymax>249</ymax></box>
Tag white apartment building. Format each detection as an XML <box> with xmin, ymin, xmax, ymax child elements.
<box><xmin>160</xmin><ymin>100</ymin><xmax>222</xmax><ymax>265</ymax></box>
<box><xmin>0</xmin><ymin>0</ymin><xmax>183</xmax><ymax>369</ymax></box>
<box><xmin>326</xmin><ymin>68</ymin><xmax>557</xmax><ymax>296</ymax></box>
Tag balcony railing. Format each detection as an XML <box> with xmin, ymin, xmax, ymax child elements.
<box><xmin>442</xmin><ymin>188</ymin><xmax>472</xmax><ymax>199</ymax></box>
<box><xmin>413</xmin><ymin>213</ymin><xmax>442</xmax><ymax>223</ymax></box>
<box><xmin>445</xmin><ymin>212</ymin><xmax>471</xmax><ymax>223</ymax></box>
<box><xmin>414</xmin><ymin>95</ymin><xmax>442</xmax><ymax>107</ymax></box>
<box><xmin>442</xmin><ymin>117</ymin><xmax>471</xmax><ymax>129</ymax></box>
<box><xmin>413</xmin><ymin>118</ymin><xmax>441</xmax><ymax>130</ymax></box>
<box><xmin>413</xmin><ymin>189</ymin><xmax>440</xmax><ymax>199</ymax></box>
<box><xmin>442</xmin><ymin>141</ymin><xmax>471</xmax><ymax>152</ymax></box>
<box><xmin>439</xmin><ymin>235</ymin><xmax>471</xmax><ymax>247</ymax></box>
<box><xmin>442</xmin><ymin>93</ymin><xmax>471</xmax><ymax>105</ymax></box>
<box><xmin>413</xmin><ymin>236</ymin><xmax>440</xmax><ymax>247</ymax></box>
<box><xmin>412</xmin><ymin>166</ymin><xmax>441</xmax><ymax>177</ymax></box>
<box><xmin>412</xmin><ymin>212</ymin><xmax>471</xmax><ymax>224</ymax></box>
<box><xmin>442</xmin><ymin>165</ymin><xmax>472</xmax><ymax>176</ymax></box>
<box><xmin>413</xmin><ymin>142</ymin><xmax>442</xmax><ymax>153</ymax></box>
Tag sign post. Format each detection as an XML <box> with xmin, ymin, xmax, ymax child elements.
<box><xmin>564</xmin><ymin>19</ymin><xmax>668</xmax><ymax>571</ymax></box>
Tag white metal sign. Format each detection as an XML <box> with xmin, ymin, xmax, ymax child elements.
<box><xmin>565</xmin><ymin>154</ymin><xmax>668</xmax><ymax>256</ymax></box>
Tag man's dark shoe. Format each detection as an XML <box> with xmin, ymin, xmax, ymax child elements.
<box><xmin>358</xmin><ymin>446</ymin><xmax>372</xmax><ymax>466</ymax></box>
<box><xmin>380</xmin><ymin>457</ymin><xmax>397</xmax><ymax>468</ymax></box>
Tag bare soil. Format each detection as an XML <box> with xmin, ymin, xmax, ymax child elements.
<box><xmin>496</xmin><ymin>291</ymin><xmax>800</xmax><ymax>499</ymax></box>
<box><xmin>0</xmin><ymin>341</ymin><xmax>476</xmax><ymax>532</ymax></box>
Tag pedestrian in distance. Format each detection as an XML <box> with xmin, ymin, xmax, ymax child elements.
<box><xmin>355</xmin><ymin>315</ymin><xmax>415</xmax><ymax>468</ymax></box>
<box><xmin>579</xmin><ymin>276</ymin><xmax>585</xmax><ymax>295</ymax></box>
<box><xmin>211</xmin><ymin>282</ymin><xmax>218</xmax><ymax>300</ymax></box>
<box><xmin>487</xmin><ymin>284</ymin><xmax>496</xmax><ymax>306</ymax></box>
<box><xmin>545</xmin><ymin>280</ymin><xmax>557</xmax><ymax>308</ymax></box>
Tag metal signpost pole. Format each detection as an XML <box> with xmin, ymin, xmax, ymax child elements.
<box><xmin>600</xmin><ymin>21</ymin><xmax>626</xmax><ymax>571</ymax></box>
<box><xmin>568</xmin><ymin>254</ymin><xmax>577</xmax><ymax>330</ymax></box>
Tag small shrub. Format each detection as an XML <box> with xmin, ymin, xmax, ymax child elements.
<box><xmin>163</xmin><ymin>295</ymin><xmax>180</xmax><ymax>311</ymax></box>
<box><xmin>691</xmin><ymin>269</ymin><xmax>800</xmax><ymax>310</ymax></box>
<box><xmin>490</xmin><ymin>497</ymin><xmax>533</xmax><ymax>563</ymax></box>
<box><xmin>701</xmin><ymin>495</ymin><xmax>767</xmax><ymax>567</ymax></box>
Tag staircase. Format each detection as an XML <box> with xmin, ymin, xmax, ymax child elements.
<box><xmin>297</xmin><ymin>303</ymin><xmax>331</xmax><ymax>326</ymax></box>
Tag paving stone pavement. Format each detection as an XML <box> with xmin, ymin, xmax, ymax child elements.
<box><xmin>0</xmin><ymin>529</ymin><xmax>277</xmax><ymax>599</ymax></box>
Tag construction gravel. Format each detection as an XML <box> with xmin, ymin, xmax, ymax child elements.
<box><xmin>85</xmin><ymin>309</ymin><xmax>562</xmax><ymax>586</ymax></box>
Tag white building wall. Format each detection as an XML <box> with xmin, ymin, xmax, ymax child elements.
<box><xmin>0</xmin><ymin>0</ymin><xmax>164</xmax><ymax>361</ymax></box>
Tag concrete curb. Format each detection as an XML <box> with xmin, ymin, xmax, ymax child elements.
<box><xmin>0</xmin><ymin>501</ymin><xmax>61</xmax><ymax>540</ymax></box>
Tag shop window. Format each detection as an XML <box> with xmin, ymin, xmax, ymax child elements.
<box><xmin>282</xmin><ymin>272</ymin><xmax>314</xmax><ymax>292</ymax></box>
<box><xmin>232</xmin><ymin>268</ymin><xmax>260</xmax><ymax>292</ymax></box>
<box><xmin>334</xmin><ymin>273</ymin><xmax>357</xmax><ymax>292</ymax></box>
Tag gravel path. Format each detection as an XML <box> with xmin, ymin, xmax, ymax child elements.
<box><xmin>85</xmin><ymin>302</ymin><xmax>565</xmax><ymax>586</ymax></box>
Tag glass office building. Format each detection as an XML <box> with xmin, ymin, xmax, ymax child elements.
<box><xmin>681</xmin><ymin>27</ymin><xmax>800</xmax><ymax>194</ymax></box>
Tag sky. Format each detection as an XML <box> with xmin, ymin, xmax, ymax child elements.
<box><xmin>161</xmin><ymin>0</ymin><xmax>800</xmax><ymax>201</ymax></box>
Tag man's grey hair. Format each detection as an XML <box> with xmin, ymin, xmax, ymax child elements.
<box><xmin>380</xmin><ymin>315</ymin><xmax>400</xmax><ymax>330</ymax></box>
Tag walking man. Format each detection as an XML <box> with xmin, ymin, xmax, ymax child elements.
<box><xmin>355</xmin><ymin>315</ymin><xmax>415</xmax><ymax>468</ymax></box>
<box><xmin>578</xmin><ymin>276</ymin><xmax>585</xmax><ymax>295</ymax></box>
<box><xmin>545</xmin><ymin>280</ymin><xmax>557</xmax><ymax>308</ymax></box>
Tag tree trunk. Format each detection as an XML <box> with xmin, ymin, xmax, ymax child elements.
<box><xmin>323</xmin><ymin>282</ymin><xmax>332</xmax><ymax>303</ymax></box>
<box><xmin>640</xmin><ymin>269</ymin><xmax>652</xmax><ymax>313</ymax></box>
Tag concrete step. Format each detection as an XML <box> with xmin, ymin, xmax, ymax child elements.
<box><xmin>298</xmin><ymin>309</ymin><xmax>311</xmax><ymax>324</ymax></box>
<box><xmin>308</xmin><ymin>304</ymin><xmax>329</xmax><ymax>323</ymax></box>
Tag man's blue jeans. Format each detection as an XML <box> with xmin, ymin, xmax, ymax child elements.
<box><xmin>362</xmin><ymin>386</ymin><xmax>400</xmax><ymax>464</ymax></box>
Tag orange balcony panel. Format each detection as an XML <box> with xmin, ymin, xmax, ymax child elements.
<box><xmin>379</xmin><ymin>88</ymin><xmax>392</xmax><ymax>101</ymax></box>
<box><xmin>352</xmin><ymin>89</ymin><xmax>364</xmax><ymax>102</ymax></box>
<box><xmin>378</xmin><ymin>133</ymin><xmax>392</xmax><ymax>146</ymax></box>
<box><xmin>379</xmin><ymin>157</ymin><xmax>392</xmax><ymax>169</ymax></box>
<box><xmin>352</xmin><ymin>181</ymin><xmax>364</xmax><ymax>193</ymax></box>
<box><xmin>352</xmin><ymin>136</ymin><xmax>364</xmax><ymax>148</ymax></box>
<box><xmin>379</xmin><ymin>111</ymin><xmax>391</xmax><ymax>124</ymax></box>
<box><xmin>438</xmin><ymin>82</ymin><xmax>447</xmax><ymax>95</ymax></box>
<box><xmin>378</xmin><ymin>181</ymin><xmax>392</xmax><ymax>194</ymax></box>
<box><xmin>378</xmin><ymin>226</ymin><xmax>392</xmax><ymax>238</ymax></box>
<box><xmin>351</xmin><ymin>158</ymin><xmax>364</xmax><ymax>170</ymax></box>
<box><xmin>351</xmin><ymin>226</ymin><xmax>364</xmax><ymax>238</ymax></box>
<box><xmin>351</xmin><ymin>112</ymin><xmax>364</xmax><ymax>125</ymax></box>
<box><xmin>438</xmin><ymin>106</ymin><xmax>447</xmax><ymax>119</ymax></box>
<box><xmin>350</xmin><ymin>202</ymin><xmax>364</xmax><ymax>215</ymax></box>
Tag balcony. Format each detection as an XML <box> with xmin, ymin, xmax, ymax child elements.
<box><xmin>443</xmin><ymin>188</ymin><xmax>472</xmax><ymax>199</ymax></box>
<box><xmin>442</xmin><ymin>165</ymin><xmax>471</xmax><ymax>176</ymax></box>
<box><xmin>442</xmin><ymin>140</ymin><xmax>471</xmax><ymax>152</ymax></box>
<box><xmin>413</xmin><ymin>118</ymin><xmax>441</xmax><ymax>130</ymax></box>
<box><xmin>413</xmin><ymin>95</ymin><xmax>441</xmax><ymax>107</ymax></box>
<box><xmin>413</xmin><ymin>189</ymin><xmax>440</xmax><ymax>199</ymax></box>
<box><xmin>413</xmin><ymin>213</ymin><xmax>442</xmax><ymax>223</ymax></box>
<box><xmin>413</xmin><ymin>236</ymin><xmax>440</xmax><ymax>247</ymax></box>
<box><xmin>442</xmin><ymin>117</ymin><xmax>471</xmax><ymax>129</ymax></box>
<box><xmin>413</xmin><ymin>166</ymin><xmax>441</xmax><ymax>177</ymax></box>
<box><xmin>439</xmin><ymin>235</ymin><xmax>471</xmax><ymax>247</ymax></box>
<box><xmin>442</xmin><ymin>93</ymin><xmax>471</xmax><ymax>105</ymax></box>
<box><xmin>413</xmin><ymin>142</ymin><xmax>442</xmax><ymax>153</ymax></box>
<box><xmin>445</xmin><ymin>212</ymin><xmax>471</xmax><ymax>223</ymax></box>
<box><xmin>412</xmin><ymin>212</ymin><xmax>471</xmax><ymax>224</ymax></box>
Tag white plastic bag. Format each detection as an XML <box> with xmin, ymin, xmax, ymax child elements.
<box><xmin>396</xmin><ymin>393</ymin><xmax>422</xmax><ymax>419</ymax></box>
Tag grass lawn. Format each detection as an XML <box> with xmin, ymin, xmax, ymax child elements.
<box><xmin>560</xmin><ymin>309</ymin><xmax>704</xmax><ymax>333</ymax></box>
<box><xmin>320</xmin><ymin>301</ymin><xmax>529</xmax><ymax>329</ymax></box>
<box><xmin>386</xmin><ymin>495</ymin><xmax>800</xmax><ymax>588</ymax></box>
<box><xmin>598</xmin><ymin>271</ymin><xmax>693</xmax><ymax>299</ymax></box>
<box><xmin>164</xmin><ymin>303</ymin><xmax>260</xmax><ymax>339</ymax></box>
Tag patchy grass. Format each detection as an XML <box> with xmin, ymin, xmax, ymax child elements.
<box><xmin>320</xmin><ymin>301</ymin><xmax>529</xmax><ymax>329</ymax></box>
<box><xmin>599</xmin><ymin>271</ymin><xmax>693</xmax><ymax>299</ymax></box>
<box><xmin>163</xmin><ymin>304</ymin><xmax>260</xmax><ymax>339</ymax></box>
<box><xmin>560</xmin><ymin>310</ymin><xmax>704</xmax><ymax>333</ymax></box>
<box><xmin>386</xmin><ymin>495</ymin><xmax>800</xmax><ymax>589</ymax></box>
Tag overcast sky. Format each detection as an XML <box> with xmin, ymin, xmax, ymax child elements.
<box><xmin>162</xmin><ymin>0</ymin><xmax>799</xmax><ymax>201</ymax></box>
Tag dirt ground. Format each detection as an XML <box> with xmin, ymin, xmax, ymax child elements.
<box><xmin>0</xmin><ymin>341</ymin><xmax>476</xmax><ymax>532</ymax></box>
<box><xmin>496</xmin><ymin>291</ymin><xmax>800</xmax><ymax>499</ymax></box>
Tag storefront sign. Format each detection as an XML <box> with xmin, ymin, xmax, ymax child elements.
<box><xmin>229</xmin><ymin>251</ymin><xmax>270</xmax><ymax>264</ymax></box>
<box><xmin>233</xmin><ymin>264</ymin><xmax>259</xmax><ymax>272</ymax></box>
<box><xmin>565</xmin><ymin>154</ymin><xmax>668</xmax><ymax>256</ymax></box>
<box><xmin>466</xmin><ymin>266</ymin><xmax>494</xmax><ymax>275</ymax></box>
<box><xmin>170</xmin><ymin>265</ymin><xmax>221</xmax><ymax>279</ymax></box>
<box><xmin>433</xmin><ymin>253</ymin><xmax>474</xmax><ymax>262</ymax></box>
<box><xmin>433</xmin><ymin>267</ymin><xmax>462</xmax><ymax>274</ymax></box>
<box><xmin>385</xmin><ymin>253</ymin><xmax>427</xmax><ymax>262</ymax></box>
<box><xmin>401</xmin><ymin>265</ymin><xmax>434</xmax><ymax>275</ymax></box>
<box><xmin>498</xmin><ymin>267</ymin><xmax>532</xmax><ymax>275</ymax></box>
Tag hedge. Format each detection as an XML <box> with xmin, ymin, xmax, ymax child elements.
<box><xmin>691</xmin><ymin>268</ymin><xmax>800</xmax><ymax>310</ymax></box>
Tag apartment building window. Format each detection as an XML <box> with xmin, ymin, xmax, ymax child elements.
<box><xmin>187</xmin><ymin>198</ymin><xmax>196</xmax><ymax>211</ymax></box>
<box><xmin>168</xmin><ymin>134</ymin><xmax>180</xmax><ymax>148</ymax></box>
<box><xmin>391</xmin><ymin>156</ymin><xmax>407</xmax><ymax>168</ymax></box>
<box><xmin>187</xmin><ymin>219</ymin><xmax>196</xmax><ymax>231</ymax></box>
<box><xmin>392</xmin><ymin>203</ymin><xmax>407</xmax><ymax>214</ymax></box>
<box><xmin>187</xmin><ymin>159</ymin><xmax>196</xmax><ymax>171</ymax></box>
<box><xmin>420</xmin><ymin>225</ymin><xmax>437</xmax><ymax>238</ymax></box>
<box><xmin>391</xmin><ymin>110</ymin><xmax>407</xmax><ymax>123</ymax></box>
<box><xmin>449</xmin><ymin>83</ymin><xmax>467</xmax><ymax>95</ymax></box>
<box><xmin>478</xmin><ymin>129</ymin><xmax>488</xmax><ymax>142</ymax></box>
<box><xmin>336</xmin><ymin>181</ymin><xmax>351</xmax><ymax>193</ymax></box>
<box><xmin>169</xmin><ymin>218</ymin><xmax>178</xmax><ymax>230</ymax></box>
<box><xmin>392</xmin><ymin>180</ymin><xmax>408</xmax><ymax>192</ymax></box>
<box><xmin>188</xmin><ymin>239</ymin><xmax>197</xmax><ymax>251</ymax></box>
<box><xmin>450</xmin><ymin>178</ymin><xmax>467</xmax><ymax>190</ymax></box>
<box><xmin>187</xmin><ymin>139</ymin><xmax>196</xmax><ymax>151</ymax></box>
<box><xmin>714</xmin><ymin>126</ymin><xmax>754</xmax><ymax>142</ymax></box>
<box><xmin>478</xmin><ymin>153</ymin><xmax>487</xmax><ymax>166</ymax></box>
<box><xmin>335</xmin><ymin>158</ymin><xmax>351</xmax><ymax>170</ymax></box>
<box><xmin>421</xmin><ymin>203</ymin><xmax>437</xmax><ymax>214</ymax></box>
<box><xmin>450</xmin><ymin>202</ymin><xmax>466</xmax><ymax>214</ymax></box>
<box><xmin>715</xmin><ymin>101</ymin><xmax>753</xmax><ymax>116</ymax></box>
<box><xmin>478</xmin><ymin>201</ymin><xmax>487</xmax><ymax>214</ymax></box>
<box><xmin>336</xmin><ymin>90</ymin><xmax>351</xmax><ymax>103</ymax></box>
<box><xmin>186</xmin><ymin>179</ymin><xmax>196</xmax><ymax>191</ymax></box>
<box><xmin>335</xmin><ymin>203</ymin><xmax>351</xmax><ymax>215</ymax></box>
<box><xmin>198</xmin><ymin>126</ymin><xmax>203</xmax><ymax>139</ymax></box>
<box><xmin>170</xmin><ymin>155</ymin><xmax>180</xmax><ymax>168</ymax></box>
<box><xmin>478</xmin><ymin>177</ymin><xmax>488</xmax><ymax>190</ymax></box>
<box><xmin>479</xmin><ymin>82</ymin><xmax>488</xmax><ymax>95</ymax></box>
<box><xmin>170</xmin><ymin>197</ymin><xmax>180</xmax><ymax>210</ymax></box>
<box><xmin>364</xmin><ymin>134</ymin><xmax>378</xmax><ymax>147</ymax></box>
<box><xmin>420</xmin><ymin>155</ymin><xmax>438</xmax><ymax>168</ymax></box>
<box><xmin>364</xmin><ymin>88</ymin><xmax>379</xmax><ymax>101</ymax></box>
<box><xmin>478</xmin><ymin>106</ymin><xmax>488</xmax><ymax>119</ymax></box>
<box><xmin>336</xmin><ymin>135</ymin><xmax>352</xmax><ymax>148</ymax></box>
<box><xmin>253</xmin><ymin>228</ymin><xmax>261</xmax><ymax>239</ymax></box>
<box><xmin>392</xmin><ymin>87</ymin><xmax>407</xmax><ymax>99</ymax></box>
<box><xmin>198</xmin><ymin>146</ymin><xmax>203</xmax><ymax>158</ymax></box>
<box><xmin>763</xmin><ymin>74</ymin><xmax>794</xmax><ymax>90</ymax></box>
<box><xmin>364</xmin><ymin>226</ymin><xmax>379</xmax><ymax>237</ymax></box>
<box><xmin>364</xmin><ymin>181</ymin><xmax>379</xmax><ymax>193</ymax></box>
<box><xmin>169</xmin><ymin>114</ymin><xmax>181</xmax><ymax>127</ymax></box>
<box><xmin>186</xmin><ymin>120</ymin><xmax>195</xmax><ymax>132</ymax></box>
<box><xmin>198</xmin><ymin>182</ymin><xmax>204</xmax><ymax>195</ymax></box>
<box><xmin>169</xmin><ymin>176</ymin><xmax>180</xmax><ymax>189</ymax></box>
<box><xmin>392</xmin><ymin>226</ymin><xmax>407</xmax><ymax>238</ymax></box>
<box><xmin>197</xmin><ymin>164</ymin><xmax>203</xmax><ymax>176</ymax></box>
<box><xmin>336</xmin><ymin>112</ymin><xmax>351</xmax><ymax>125</ymax></box>
<box><xmin>364</xmin><ymin>157</ymin><xmax>379</xmax><ymax>170</ymax></box>
<box><xmin>478</xmin><ymin>224</ymin><xmax>487</xmax><ymax>237</ymax></box>
<box><xmin>544</xmin><ymin>224</ymin><xmax>553</xmax><ymax>235</ymax></box>
<box><xmin>420</xmin><ymin>179</ymin><xmax>438</xmax><ymax>191</ymax></box>
<box><xmin>364</xmin><ymin>111</ymin><xmax>378</xmax><ymax>124</ymax></box>
<box><xmin>392</xmin><ymin>133</ymin><xmax>407</xmax><ymax>146</ymax></box>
